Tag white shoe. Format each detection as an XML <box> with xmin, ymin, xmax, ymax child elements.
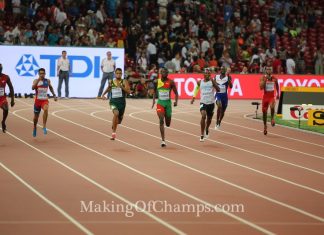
<box><xmin>204</xmin><ymin>130</ymin><xmax>209</xmax><ymax>139</ymax></box>
<box><xmin>200</xmin><ymin>136</ymin><xmax>204</xmax><ymax>142</ymax></box>
<box><xmin>161</xmin><ymin>141</ymin><xmax>167</xmax><ymax>147</ymax></box>
<box><xmin>215</xmin><ymin>124</ymin><xmax>220</xmax><ymax>130</ymax></box>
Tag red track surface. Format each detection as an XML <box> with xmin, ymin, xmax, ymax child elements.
<box><xmin>1</xmin><ymin>98</ymin><xmax>323</xmax><ymax>235</ymax></box>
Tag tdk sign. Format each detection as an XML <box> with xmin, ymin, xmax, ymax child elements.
<box><xmin>16</xmin><ymin>54</ymin><xmax>40</xmax><ymax>76</ymax></box>
<box><xmin>16</xmin><ymin>53</ymin><xmax>119</xmax><ymax>78</ymax></box>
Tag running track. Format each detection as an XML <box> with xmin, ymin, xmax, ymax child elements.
<box><xmin>1</xmin><ymin>98</ymin><xmax>323</xmax><ymax>235</ymax></box>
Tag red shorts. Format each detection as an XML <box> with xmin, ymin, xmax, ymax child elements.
<box><xmin>0</xmin><ymin>97</ymin><xmax>8</xmax><ymax>108</ymax></box>
<box><xmin>34</xmin><ymin>99</ymin><xmax>49</xmax><ymax>113</ymax></box>
<box><xmin>262</xmin><ymin>95</ymin><xmax>275</xmax><ymax>113</ymax></box>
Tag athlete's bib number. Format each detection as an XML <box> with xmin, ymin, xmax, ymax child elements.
<box><xmin>218</xmin><ymin>84</ymin><xmax>226</xmax><ymax>93</ymax></box>
<box><xmin>0</xmin><ymin>87</ymin><xmax>4</xmax><ymax>96</ymax></box>
<box><xmin>37</xmin><ymin>88</ymin><xmax>48</xmax><ymax>100</ymax></box>
<box><xmin>111</xmin><ymin>88</ymin><xmax>123</xmax><ymax>98</ymax></box>
<box><xmin>159</xmin><ymin>91</ymin><xmax>170</xmax><ymax>100</ymax></box>
<box><xmin>201</xmin><ymin>88</ymin><xmax>214</xmax><ymax>103</ymax></box>
<box><xmin>265</xmin><ymin>82</ymin><xmax>275</xmax><ymax>91</ymax></box>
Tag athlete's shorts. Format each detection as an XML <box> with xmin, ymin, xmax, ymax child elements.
<box><xmin>110</xmin><ymin>101</ymin><xmax>126</xmax><ymax>121</ymax></box>
<box><xmin>200</xmin><ymin>103</ymin><xmax>215</xmax><ymax>118</ymax></box>
<box><xmin>262</xmin><ymin>95</ymin><xmax>275</xmax><ymax>113</ymax></box>
<box><xmin>34</xmin><ymin>99</ymin><xmax>49</xmax><ymax>114</ymax></box>
<box><xmin>0</xmin><ymin>97</ymin><xmax>8</xmax><ymax>108</ymax></box>
<box><xmin>215</xmin><ymin>94</ymin><xmax>228</xmax><ymax>111</ymax></box>
<box><xmin>156</xmin><ymin>100</ymin><xmax>172</xmax><ymax>118</ymax></box>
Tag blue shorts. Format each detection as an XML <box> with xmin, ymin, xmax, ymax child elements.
<box><xmin>215</xmin><ymin>94</ymin><xmax>228</xmax><ymax>111</ymax></box>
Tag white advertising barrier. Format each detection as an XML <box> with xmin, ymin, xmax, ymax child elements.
<box><xmin>282</xmin><ymin>104</ymin><xmax>324</xmax><ymax>120</ymax></box>
<box><xmin>0</xmin><ymin>46</ymin><xmax>124</xmax><ymax>97</ymax></box>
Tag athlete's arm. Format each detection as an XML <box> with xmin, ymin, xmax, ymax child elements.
<box><xmin>259</xmin><ymin>76</ymin><xmax>266</xmax><ymax>90</ymax></box>
<box><xmin>171</xmin><ymin>80</ymin><xmax>178</xmax><ymax>107</ymax></box>
<box><xmin>211</xmin><ymin>79</ymin><xmax>220</xmax><ymax>92</ymax></box>
<box><xmin>32</xmin><ymin>78</ymin><xmax>42</xmax><ymax>90</ymax></box>
<box><xmin>7</xmin><ymin>77</ymin><xmax>15</xmax><ymax>107</ymax></box>
<box><xmin>151</xmin><ymin>79</ymin><xmax>157</xmax><ymax>109</ymax></box>
<box><xmin>121</xmin><ymin>79</ymin><xmax>131</xmax><ymax>94</ymax></box>
<box><xmin>102</xmin><ymin>81</ymin><xmax>112</xmax><ymax>99</ymax></box>
<box><xmin>48</xmin><ymin>79</ymin><xmax>57</xmax><ymax>101</ymax></box>
<box><xmin>191</xmin><ymin>80</ymin><xmax>200</xmax><ymax>104</ymax></box>
<box><xmin>275</xmin><ymin>78</ymin><xmax>280</xmax><ymax>99</ymax></box>
<box><xmin>228</xmin><ymin>75</ymin><xmax>233</xmax><ymax>89</ymax></box>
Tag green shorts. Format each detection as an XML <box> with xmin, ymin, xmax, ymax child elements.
<box><xmin>110</xmin><ymin>101</ymin><xmax>126</xmax><ymax>118</ymax></box>
<box><xmin>157</xmin><ymin>100</ymin><xmax>172</xmax><ymax>118</ymax></box>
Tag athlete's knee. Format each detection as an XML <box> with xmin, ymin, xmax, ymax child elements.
<box><xmin>118</xmin><ymin>115</ymin><xmax>123</xmax><ymax>124</ymax></box>
<box><xmin>159</xmin><ymin>118</ymin><xmax>164</xmax><ymax>126</ymax></box>
<box><xmin>2</xmin><ymin>105</ymin><xmax>8</xmax><ymax>111</ymax></box>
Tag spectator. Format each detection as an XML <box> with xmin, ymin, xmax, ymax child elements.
<box><xmin>137</xmin><ymin>51</ymin><xmax>148</xmax><ymax>73</ymax></box>
<box><xmin>286</xmin><ymin>54</ymin><xmax>296</xmax><ymax>75</ymax></box>
<box><xmin>57</xmin><ymin>50</ymin><xmax>71</xmax><ymax>99</ymax></box>
<box><xmin>295</xmin><ymin>51</ymin><xmax>306</xmax><ymax>74</ymax></box>
<box><xmin>314</xmin><ymin>47</ymin><xmax>323</xmax><ymax>75</ymax></box>
<box><xmin>240</xmin><ymin>66</ymin><xmax>248</xmax><ymax>74</ymax></box>
<box><xmin>97</xmin><ymin>51</ymin><xmax>116</xmax><ymax>98</ymax></box>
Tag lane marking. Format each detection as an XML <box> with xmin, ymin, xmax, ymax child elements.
<box><xmin>0</xmin><ymin>160</ymin><xmax>93</xmax><ymax>235</ymax></box>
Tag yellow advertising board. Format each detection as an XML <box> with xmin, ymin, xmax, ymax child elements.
<box><xmin>307</xmin><ymin>109</ymin><xmax>324</xmax><ymax>126</ymax></box>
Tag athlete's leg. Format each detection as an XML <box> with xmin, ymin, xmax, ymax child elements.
<box><xmin>42</xmin><ymin>104</ymin><xmax>48</xmax><ymax>128</ymax></box>
<box><xmin>270</xmin><ymin>99</ymin><xmax>276</xmax><ymax>126</ymax></box>
<box><xmin>1</xmin><ymin>102</ymin><xmax>8</xmax><ymax>133</ymax></box>
<box><xmin>218</xmin><ymin>98</ymin><xmax>228</xmax><ymax>126</ymax></box>
<box><xmin>262</xmin><ymin>99</ymin><xmax>269</xmax><ymax>135</ymax></box>
<box><xmin>42</xmin><ymin>104</ymin><xmax>49</xmax><ymax>134</ymax></box>
<box><xmin>33</xmin><ymin>109</ymin><xmax>40</xmax><ymax>137</ymax></box>
<box><xmin>111</xmin><ymin>108</ymin><xmax>119</xmax><ymax>140</ymax></box>
<box><xmin>215</xmin><ymin>100</ymin><xmax>222</xmax><ymax>128</ymax></box>
<box><xmin>205</xmin><ymin>104</ymin><xmax>214</xmax><ymax>137</ymax></box>
<box><xmin>200</xmin><ymin>109</ymin><xmax>207</xmax><ymax>136</ymax></box>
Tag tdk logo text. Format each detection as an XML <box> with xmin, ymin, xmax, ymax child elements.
<box><xmin>16</xmin><ymin>54</ymin><xmax>119</xmax><ymax>78</ymax></box>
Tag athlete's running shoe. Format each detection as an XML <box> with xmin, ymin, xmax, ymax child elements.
<box><xmin>43</xmin><ymin>127</ymin><xmax>47</xmax><ymax>135</ymax></box>
<box><xmin>111</xmin><ymin>132</ymin><xmax>116</xmax><ymax>140</ymax></box>
<box><xmin>33</xmin><ymin>128</ymin><xmax>37</xmax><ymax>137</ymax></box>
<box><xmin>215</xmin><ymin>124</ymin><xmax>220</xmax><ymax>130</ymax></box>
<box><xmin>200</xmin><ymin>135</ymin><xmax>204</xmax><ymax>142</ymax></box>
<box><xmin>161</xmin><ymin>141</ymin><xmax>167</xmax><ymax>147</ymax></box>
<box><xmin>263</xmin><ymin>126</ymin><xmax>267</xmax><ymax>135</ymax></box>
<box><xmin>271</xmin><ymin>119</ymin><xmax>275</xmax><ymax>127</ymax></box>
<box><xmin>204</xmin><ymin>129</ymin><xmax>209</xmax><ymax>139</ymax></box>
<box><xmin>1</xmin><ymin>121</ymin><xmax>6</xmax><ymax>133</ymax></box>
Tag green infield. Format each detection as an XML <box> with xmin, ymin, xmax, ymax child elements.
<box><xmin>271</xmin><ymin>116</ymin><xmax>324</xmax><ymax>134</ymax></box>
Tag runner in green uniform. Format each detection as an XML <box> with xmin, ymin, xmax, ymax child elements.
<box><xmin>152</xmin><ymin>68</ymin><xmax>178</xmax><ymax>147</ymax></box>
<box><xmin>102</xmin><ymin>68</ymin><xmax>130</xmax><ymax>140</ymax></box>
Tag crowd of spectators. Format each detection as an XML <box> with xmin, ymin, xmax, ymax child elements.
<box><xmin>0</xmin><ymin>0</ymin><xmax>323</xmax><ymax>96</ymax></box>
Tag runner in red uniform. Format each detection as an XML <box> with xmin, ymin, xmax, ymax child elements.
<box><xmin>32</xmin><ymin>68</ymin><xmax>57</xmax><ymax>137</ymax></box>
<box><xmin>259</xmin><ymin>66</ymin><xmax>279</xmax><ymax>135</ymax></box>
<box><xmin>0</xmin><ymin>63</ymin><xmax>15</xmax><ymax>133</ymax></box>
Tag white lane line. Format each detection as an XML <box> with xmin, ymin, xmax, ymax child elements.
<box><xmin>2</xmin><ymin>220</ymin><xmax>323</xmax><ymax>225</ymax></box>
<box><xmin>50</xmin><ymin>107</ymin><xmax>324</xmax><ymax>224</ymax></box>
<box><xmin>10</xmin><ymin>109</ymin><xmax>186</xmax><ymax>235</ymax></box>
<box><xmin>129</xmin><ymin>110</ymin><xmax>324</xmax><ymax>176</ymax></box>
<box><xmin>171</xmin><ymin>111</ymin><xmax>324</xmax><ymax>161</ymax></box>
<box><xmin>31</xmin><ymin>109</ymin><xmax>275</xmax><ymax>234</ymax></box>
<box><xmin>0</xmin><ymin>159</ymin><xmax>93</xmax><ymax>235</ymax></box>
